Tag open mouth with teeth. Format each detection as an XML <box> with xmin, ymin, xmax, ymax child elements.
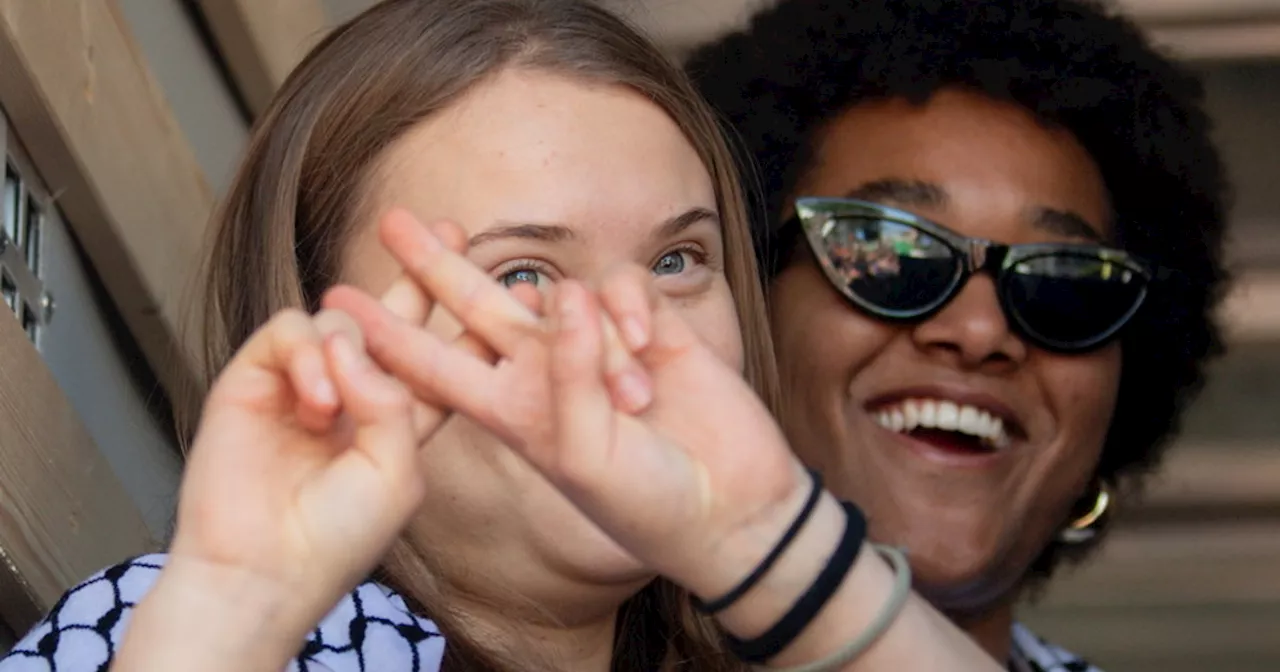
<box><xmin>870</xmin><ymin>398</ymin><xmax>1013</xmax><ymax>454</ymax></box>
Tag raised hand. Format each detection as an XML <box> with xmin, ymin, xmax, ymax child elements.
<box><xmin>159</xmin><ymin>211</ymin><xmax>493</xmax><ymax>637</ymax></box>
<box><xmin>170</xmin><ymin>310</ymin><xmax>420</xmax><ymax>623</ymax></box>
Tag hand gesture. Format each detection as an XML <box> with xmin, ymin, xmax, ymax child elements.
<box><xmin>169</xmin><ymin>212</ymin><xmax>493</xmax><ymax>629</ymax></box>
<box><xmin>328</xmin><ymin>212</ymin><xmax>808</xmax><ymax>597</ymax></box>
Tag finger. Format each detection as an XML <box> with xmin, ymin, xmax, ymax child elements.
<box><xmin>429</xmin><ymin>219</ymin><xmax>469</xmax><ymax>254</ymax></box>
<box><xmin>287</xmin><ymin>341</ymin><xmax>341</xmax><ymax>434</ymax></box>
<box><xmin>325</xmin><ymin>287</ymin><xmax>497</xmax><ymax>440</ymax></box>
<box><xmin>219</xmin><ymin>309</ymin><xmax>333</xmax><ymax>413</ymax></box>
<box><xmin>325</xmin><ymin>333</ymin><xmax>419</xmax><ymax>479</ymax></box>
<box><xmin>599</xmin><ymin>265</ymin><xmax>653</xmax><ymax>351</ymax></box>
<box><xmin>547</xmin><ymin>281</ymin><xmax>617</xmax><ymax>483</ymax></box>
<box><xmin>309</xmin><ymin>333</ymin><xmax>425</xmax><ymax>550</ymax></box>
<box><xmin>313</xmin><ymin>308</ymin><xmax>365</xmax><ymax>351</ymax></box>
<box><xmin>507</xmin><ymin>281</ymin><xmax>545</xmax><ymax>317</ymax></box>
<box><xmin>374</xmin><ymin>212</ymin><xmax>471</xmax><ymax>326</ymax></box>
<box><xmin>379</xmin><ymin>209</ymin><xmax>540</xmax><ymax>356</ymax></box>
<box><xmin>600</xmin><ymin>312</ymin><xmax>652</xmax><ymax>414</ymax></box>
<box><xmin>329</xmin><ymin>286</ymin><xmax>518</xmax><ymax>440</ymax></box>
<box><xmin>631</xmin><ymin>272</ymin><xmax>703</xmax><ymax>370</ymax></box>
<box><xmin>379</xmin><ymin>276</ymin><xmax>434</xmax><ymax>327</ymax></box>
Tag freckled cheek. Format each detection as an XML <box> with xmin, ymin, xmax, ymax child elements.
<box><xmin>683</xmin><ymin>298</ymin><xmax>744</xmax><ymax>372</ymax></box>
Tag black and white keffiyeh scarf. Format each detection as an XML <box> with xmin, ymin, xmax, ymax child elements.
<box><xmin>1009</xmin><ymin>622</ymin><xmax>1103</xmax><ymax>672</ymax></box>
<box><xmin>0</xmin><ymin>554</ymin><xmax>1103</xmax><ymax>671</ymax></box>
<box><xmin>0</xmin><ymin>555</ymin><xmax>445</xmax><ymax>671</ymax></box>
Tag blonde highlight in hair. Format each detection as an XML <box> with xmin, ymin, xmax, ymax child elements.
<box><xmin>181</xmin><ymin>1</ymin><xmax>777</xmax><ymax>669</ymax></box>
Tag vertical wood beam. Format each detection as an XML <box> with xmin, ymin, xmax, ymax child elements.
<box><xmin>196</xmin><ymin>0</ymin><xmax>330</xmax><ymax>117</ymax></box>
<box><xmin>0</xmin><ymin>1</ymin><xmax>213</xmax><ymax>400</ymax></box>
<box><xmin>0</xmin><ymin>311</ymin><xmax>154</xmax><ymax>633</ymax></box>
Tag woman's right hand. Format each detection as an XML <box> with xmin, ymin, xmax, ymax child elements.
<box><xmin>328</xmin><ymin>213</ymin><xmax>811</xmax><ymax>595</ymax></box>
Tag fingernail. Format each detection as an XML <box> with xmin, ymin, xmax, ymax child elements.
<box><xmin>621</xmin><ymin>317</ymin><xmax>648</xmax><ymax>350</ymax></box>
<box><xmin>313</xmin><ymin>374</ymin><xmax>338</xmax><ymax>406</ymax></box>
<box><xmin>615</xmin><ymin>371</ymin><xmax>653</xmax><ymax>411</ymax></box>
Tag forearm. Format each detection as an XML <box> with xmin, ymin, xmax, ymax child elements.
<box><xmin>111</xmin><ymin>559</ymin><xmax>309</xmax><ymax>672</ymax></box>
<box><xmin>698</xmin><ymin>494</ymin><xmax>1001</xmax><ymax>671</ymax></box>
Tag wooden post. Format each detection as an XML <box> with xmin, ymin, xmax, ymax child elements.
<box><xmin>196</xmin><ymin>0</ymin><xmax>330</xmax><ymax>116</ymax></box>
<box><xmin>0</xmin><ymin>311</ymin><xmax>154</xmax><ymax>634</ymax></box>
<box><xmin>0</xmin><ymin>0</ymin><xmax>213</xmax><ymax>400</ymax></box>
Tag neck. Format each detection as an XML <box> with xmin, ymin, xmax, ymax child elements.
<box><xmin>446</xmin><ymin>587</ymin><xmax>623</xmax><ymax>671</ymax></box>
<box><xmin>402</xmin><ymin>427</ymin><xmax>656</xmax><ymax>669</ymax></box>
<box><xmin>397</xmin><ymin>517</ymin><xmax>651</xmax><ymax>671</ymax></box>
<box><xmin>948</xmin><ymin>602</ymin><xmax>1015</xmax><ymax>663</ymax></box>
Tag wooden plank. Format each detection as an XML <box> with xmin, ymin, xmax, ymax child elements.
<box><xmin>1117</xmin><ymin>0</ymin><xmax>1280</xmax><ymax>24</ymax></box>
<box><xmin>1149</xmin><ymin>21</ymin><xmax>1280</xmax><ymax>60</ymax></box>
<box><xmin>196</xmin><ymin>0</ymin><xmax>329</xmax><ymax>116</ymax></box>
<box><xmin>1141</xmin><ymin>444</ymin><xmax>1280</xmax><ymax>513</ymax></box>
<box><xmin>638</xmin><ymin>0</ymin><xmax>1280</xmax><ymax>60</ymax></box>
<box><xmin>1033</xmin><ymin>520</ymin><xmax>1280</xmax><ymax>608</ymax></box>
<box><xmin>0</xmin><ymin>310</ymin><xmax>155</xmax><ymax>634</ymax></box>
<box><xmin>1222</xmin><ymin>270</ymin><xmax>1280</xmax><ymax>343</ymax></box>
<box><xmin>1021</xmin><ymin>603</ymin><xmax>1280</xmax><ymax>672</ymax></box>
<box><xmin>0</xmin><ymin>0</ymin><xmax>211</xmax><ymax>400</ymax></box>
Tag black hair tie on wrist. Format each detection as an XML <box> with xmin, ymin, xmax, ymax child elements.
<box><xmin>693</xmin><ymin>469</ymin><xmax>824</xmax><ymax>615</ymax></box>
<box><xmin>725</xmin><ymin>499</ymin><xmax>868</xmax><ymax>664</ymax></box>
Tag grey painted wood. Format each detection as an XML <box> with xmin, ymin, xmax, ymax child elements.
<box><xmin>116</xmin><ymin>0</ymin><xmax>249</xmax><ymax>194</ymax></box>
<box><xmin>3</xmin><ymin>125</ymin><xmax>181</xmax><ymax>542</ymax></box>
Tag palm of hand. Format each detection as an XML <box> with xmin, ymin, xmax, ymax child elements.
<box><xmin>175</xmin><ymin>369</ymin><xmax>358</xmax><ymax>592</ymax></box>
<box><xmin>169</xmin><ymin>311</ymin><xmax>425</xmax><ymax>612</ymax></box>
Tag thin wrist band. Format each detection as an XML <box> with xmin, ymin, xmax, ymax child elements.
<box><xmin>724</xmin><ymin>499</ymin><xmax>867</xmax><ymax>663</ymax></box>
<box><xmin>759</xmin><ymin>545</ymin><xmax>913</xmax><ymax>672</ymax></box>
<box><xmin>693</xmin><ymin>469</ymin><xmax>824</xmax><ymax>614</ymax></box>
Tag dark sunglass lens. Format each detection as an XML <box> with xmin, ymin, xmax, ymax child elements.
<box><xmin>1004</xmin><ymin>254</ymin><xmax>1147</xmax><ymax>348</ymax></box>
<box><xmin>815</xmin><ymin>217</ymin><xmax>958</xmax><ymax>315</ymax></box>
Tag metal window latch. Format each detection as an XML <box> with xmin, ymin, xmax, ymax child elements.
<box><xmin>1</xmin><ymin>162</ymin><xmax>53</xmax><ymax>344</ymax></box>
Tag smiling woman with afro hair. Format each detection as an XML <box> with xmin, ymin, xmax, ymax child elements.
<box><xmin>687</xmin><ymin>0</ymin><xmax>1230</xmax><ymax>668</ymax></box>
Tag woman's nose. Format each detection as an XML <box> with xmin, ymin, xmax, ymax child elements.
<box><xmin>911</xmin><ymin>274</ymin><xmax>1029</xmax><ymax>370</ymax></box>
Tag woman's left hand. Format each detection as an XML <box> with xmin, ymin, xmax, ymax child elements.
<box><xmin>327</xmin><ymin>211</ymin><xmax>809</xmax><ymax>597</ymax></box>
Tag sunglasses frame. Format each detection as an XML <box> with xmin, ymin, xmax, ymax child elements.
<box><xmin>790</xmin><ymin>197</ymin><xmax>1155</xmax><ymax>352</ymax></box>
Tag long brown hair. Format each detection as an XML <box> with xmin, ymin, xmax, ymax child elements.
<box><xmin>185</xmin><ymin>0</ymin><xmax>777</xmax><ymax>669</ymax></box>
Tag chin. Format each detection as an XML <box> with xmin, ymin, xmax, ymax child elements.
<box><xmin>537</xmin><ymin>505</ymin><xmax>653</xmax><ymax>586</ymax></box>
<box><xmin>910</xmin><ymin>557</ymin><xmax>1023</xmax><ymax>617</ymax></box>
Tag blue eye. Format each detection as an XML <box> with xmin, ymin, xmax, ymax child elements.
<box><xmin>499</xmin><ymin>268</ymin><xmax>545</xmax><ymax>288</ymax></box>
<box><xmin>653</xmin><ymin>251</ymin><xmax>687</xmax><ymax>276</ymax></box>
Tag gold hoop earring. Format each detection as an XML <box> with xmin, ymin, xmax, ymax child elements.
<box><xmin>1058</xmin><ymin>484</ymin><xmax>1111</xmax><ymax>544</ymax></box>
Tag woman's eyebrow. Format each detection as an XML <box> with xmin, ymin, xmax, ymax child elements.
<box><xmin>470</xmin><ymin>207</ymin><xmax>718</xmax><ymax>250</ymax></box>
<box><xmin>469</xmin><ymin>223</ymin><xmax>576</xmax><ymax>249</ymax></box>
<box><xmin>650</xmin><ymin>207</ymin><xmax>719</xmax><ymax>242</ymax></box>
<box><xmin>1030</xmin><ymin>207</ymin><xmax>1104</xmax><ymax>242</ymax></box>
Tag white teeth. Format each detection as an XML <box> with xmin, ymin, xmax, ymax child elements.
<box><xmin>958</xmin><ymin>406</ymin><xmax>978</xmax><ymax>433</ymax></box>
<box><xmin>920</xmin><ymin>400</ymin><xmax>937</xmax><ymax>426</ymax></box>
<box><xmin>872</xmin><ymin>398</ymin><xmax>1013</xmax><ymax>450</ymax></box>
<box><xmin>903</xmin><ymin>400</ymin><xmax>919</xmax><ymax>430</ymax></box>
<box><xmin>937</xmin><ymin>401</ymin><xmax>959</xmax><ymax>430</ymax></box>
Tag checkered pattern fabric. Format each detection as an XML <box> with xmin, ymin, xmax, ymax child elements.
<box><xmin>0</xmin><ymin>554</ymin><xmax>446</xmax><ymax>672</ymax></box>
<box><xmin>0</xmin><ymin>554</ymin><xmax>1102</xmax><ymax>671</ymax></box>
